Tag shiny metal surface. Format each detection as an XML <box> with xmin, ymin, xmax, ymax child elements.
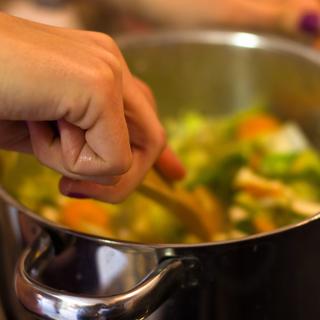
<box><xmin>15</xmin><ymin>233</ymin><xmax>185</xmax><ymax>320</ymax></box>
<box><xmin>1</xmin><ymin>31</ymin><xmax>320</xmax><ymax>319</ymax></box>
<box><xmin>119</xmin><ymin>31</ymin><xmax>320</xmax><ymax>152</ymax></box>
<box><xmin>0</xmin><ymin>200</ymin><xmax>35</xmax><ymax>319</ymax></box>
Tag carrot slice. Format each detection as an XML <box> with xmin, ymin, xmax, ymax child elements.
<box><xmin>61</xmin><ymin>200</ymin><xmax>109</xmax><ymax>231</ymax></box>
<box><xmin>253</xmin><ymin>214</ymin><xmax>276</xmax><ymax>233</ymax></box>
<box><xmin>237</xmin><ymin>114</ymin><xmax>280</xmax><ymax>140</ymax></box>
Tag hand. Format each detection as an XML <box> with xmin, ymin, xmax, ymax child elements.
<box><xmin>0</xmin><ymin>13</ymin><xmax>185</xmax><ymax>203</ymax></box>
<box><xmin>112</xmin><ymin>0</ymin><xmax>320</xmax><ymax>34</ymax></box>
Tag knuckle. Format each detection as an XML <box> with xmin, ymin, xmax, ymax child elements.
<box><xmin>35</xmin><ymin>151</ymin><xmax>60</xmax><ymax>175</ymax></box>
<box><xmin>70</xmin><ymin>150</ymin><xmax>132</xmax><ymax>178</ymax></box>
<box><xmin>101</xmin><ymin>35</ymin><xmax>119</xmax><ymax>53</ymax></box>
<box><xmin>137</xmin><ymin>78</ymin><xmax>153</xmax><ymax>98</ymax></box>
<box><xmin>31</xmin><ymin>145</ymin><xmax>49</xmax><ymax>167</ymax></box>
<box><xmin>89</xmin><ymin>32</ymin><xmax>119</xmax><ymax>52</ymax></box>
<box><xmin>106</xmin><ymin>152</ymin><xmax>132</xmax><ymax>176</ymax></box>
<box><xmin>86</xmin><ymin>64</ymin><xmax>116</xmax><ymax>93</ymax></box>
<box><xmin>144</xmin><ymin>124</ymin><xmax>166</xmax><ymax>157</ymax></box>
<box><xmin>106</xmin><ymin>53</ymin><xmax>122</xmax><ymax>75</ymax></box>
<box><xmin>152</xmin><ymin>125</ymin><xmax>167</xmax><ymax>151</ymax></box>
<box><xmin>62</xmin><ymin>156</ymin><xmax>78</xmax><ymax>174</ymax></box>
<box><xmin>98</xmin><ymin>52</ymin><xmax>122</xmax><ymax>79</ymax></box>
<box><xmin>85</xmin><ymin>55</ymin><xmax>123</xmax><ymax>95</ymax></box>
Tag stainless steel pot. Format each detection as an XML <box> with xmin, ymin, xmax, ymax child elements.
<box><xmin>2</xmin><ymin>31</ymin><xmax>320</xmax><ymax>320</ymax></box>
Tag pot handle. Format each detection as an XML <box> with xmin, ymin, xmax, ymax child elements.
<box><xmin>15</xmin><ymin>235</ymin><xmax>187</xmax><ymax>320</ymax></box>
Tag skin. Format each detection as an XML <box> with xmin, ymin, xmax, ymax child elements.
<box><xmin>0</xmin><ymin>12</ymin><xmax>185</xmax><ymax>203</ymax></box>
<box><xmin>109</xmin><ymin>0</ymin><xmax>320</xmax><ymax>31</ymax></box>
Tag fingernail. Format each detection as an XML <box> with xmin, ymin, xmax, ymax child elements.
<box><xmin>68</xmin><ymin>193</ymin><xmax>88</xmax><ymax>199</ymax></box>
<box><xmin>299</xmin><ymin>12</ymin><xmax>320</xmax><ymax>35</ymax></box>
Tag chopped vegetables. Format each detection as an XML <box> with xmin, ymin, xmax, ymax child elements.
<box><xmin>2</xmin><ymin>108</ymin><xmax>320</xmax><ymax>243</ymax></box>
<box><xmin>61</xmin><ymin>200</ymin><xmax>110</xmax><ymax>236</ymax></box>
<box><xmin>253</xmin><ymin>213</ymin><xmax>276</xmax><ymax>233</ymax></box>
<box><xmin>236</xmin><ymin>114</ymin><xmax>280</xmax><ymax>140</ymax></box>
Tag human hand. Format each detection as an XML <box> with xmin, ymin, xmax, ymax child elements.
<box><xmin>114</xmin><ymin>0</ymin><xmax>320</xmax><ymax>35</ymax></box>
<box><xmin>0</xmin><ymin>12</ymin><xmax>185</xmax><ymax>203</ymax></box>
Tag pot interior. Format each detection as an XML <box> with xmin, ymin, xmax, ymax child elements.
<box><xmin>121</xmin><ymin>32</ymin><xmax>320</xmax><ymax>144</ymax></box>
<box><xmin>1</xmin><ymin>31</ymin><xmax>320</xmax><ymax>244</ymax></box>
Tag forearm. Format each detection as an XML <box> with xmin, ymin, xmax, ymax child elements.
<box><xmin>105</xmin><ymin>0</ymin><xmax>320</xmax><ymax>32</ymax></box>
<box><xmin>106</xmin><ymin>0</ymin><xmax>282</xmax><ymax>26</ymax></box>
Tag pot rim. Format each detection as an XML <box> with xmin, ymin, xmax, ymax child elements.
<box><xmin>2</xmin><ymin>184</ymin><xmax>319</xmax><ymax>249</ymax></box>
<box><xmin>2</xmin><ymin>30</ymin><xmax>320</xmax><ymax>249</ymax></box>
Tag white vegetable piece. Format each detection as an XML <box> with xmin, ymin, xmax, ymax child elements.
<box><xmin>291</xmin><ymin>200</ymin><xmax>320</xmax><ymax>217</ymax></box>
<box><xmin>229</xmin><ymin>206</ymin><xmax>249</xmax><ymax>222</ymax></box>
<box><xmin>267</xmin><ymin>123</ymin><xmax>310</xmax><ymax>153</ymax></box>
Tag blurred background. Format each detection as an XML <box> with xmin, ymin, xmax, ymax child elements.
<box><xmin>1</xmin><ymin>2</ymin><xmax>320</xmax><ymax>319</ymax></box>
<box><xmin>0</xmin><ymin>0</ymin><xmax>320</xmax><ymax>41</ymax></box>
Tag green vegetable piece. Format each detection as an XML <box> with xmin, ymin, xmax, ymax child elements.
<box><xmin>197</xmin><ymin>153</ymin><xmax>246</xmax><ymax>202</ymax></box>
<box><xmin>258</xmin><ymin>153</ymin><xmax>298</xmax><ymax>178</ymax></box>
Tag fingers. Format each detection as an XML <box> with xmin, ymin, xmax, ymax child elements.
<box><xmin>59</xmin><ymin>147</ymin><xmax>162</xmax><ymax>203</ymax></box>
<box><xmin>27</xmin><ymin>69</ymin><xmax>168</xmax><ymax>200</ymax></box>
<box><xmin>26</xmin><ymin>29</ymin><xmax>167</xmax><ymax>200</ymax></box>
<box><xmin>59</xmin><ymin>148</ymin><xmax>156</xmax><ymax>203</ymax></box>
<box><xmin>59</xmin><ymin>75</ymin><xmax>167</xmax><ymax>202</ymax></box>
<box><xmin>133</xmin><ymin>76</ymin><xmax>157</xmax><ymax>108</ymax></box>
<box><xmin>131</xmin><ymin>78</ymin><xmax>186</xmax><ymax>181</ymax></box>
<box><xmin>60</xmin><ymin>76</ymin><xmax>186</xmax><ymax>202</ymax></box>
<box><xmin>155</xmin><ymin>147</ymin><xmax>186</xmax><ymax>181</ymax></box>
<box><xmin>0</xmin><ymin>121</ymin><xmax>32</xmax><ymax>153</ymax></box>
<box><xmin>25</xmin><ymin>38</ymin><xmax>134</xmax><ymax>184</ymax></box>
<box><xmin>0</xmin><ymin>14</ymin><xmax>183</xmax><ymax>203</ymax></box>
<box><xmin>27</xmin><ymin>121</ymin><xmax>121</xmax><ymax>185</ymax></box>
<box><xmin>59</xmin><ymin>147</ymin><xmax>185</xmax><ymax>203</ymax></box>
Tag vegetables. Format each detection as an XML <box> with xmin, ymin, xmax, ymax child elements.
<box><xmin>174</xmin><ymin>113</ymin><xmax>320</xmax><ymax>235</ymax></box>
<box><xmin>253</xmin><ymin>213</ymin><xmax>276</xmax><ymax>233</ymax></box>
<box><xmin>3</xmin><ymin>108</ymin><xmax>320</xmax><ymax>243</ymax></box>
<box><xmin>265</xmin><ymin>123</ymin><xmax>310</xmax><ymax>153</ymax></box>
<box><xmin>236</xmin><ymin>114</ymin><xmax>280</xmax><ymax>140</ymax></box>
<box><xmin>61</xmin><ymin>200</ymin><xmax>110</xmax><ymax>234</ymax></box>
<box><xmin>197</xmin><ymin>153</ymin><xmax>246</xmax><ymax>202</ymax></box>
<box><xmin>234</xmin><ymin>167</ymin><xmax>289</xmax><ymax>198</ymax></box>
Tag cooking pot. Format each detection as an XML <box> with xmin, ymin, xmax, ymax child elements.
<box><xmin>2</xmin><ymin>31</ymin><xmax>320</xmax><ymax>320</ymax></box>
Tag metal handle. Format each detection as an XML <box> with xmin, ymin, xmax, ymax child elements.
<box><xmin>15</xmin><ymin>235</ymin><xmax>186</xmax><ymax>320</ymax></box>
